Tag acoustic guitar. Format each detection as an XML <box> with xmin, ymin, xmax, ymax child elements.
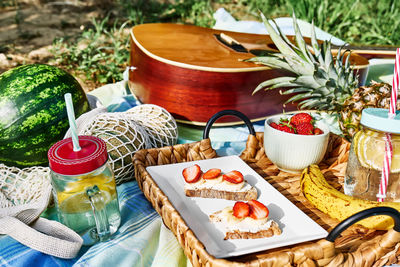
<box><xmin>128</xmin><ymin>23</ymin><xmax>370</xmax><ymax>125</ymax></box>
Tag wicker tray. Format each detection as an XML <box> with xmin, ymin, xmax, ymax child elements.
<box><xmin>133</xmin><ymin>110</ymin><xmax>400</xmax><ymax>266</ymax></box>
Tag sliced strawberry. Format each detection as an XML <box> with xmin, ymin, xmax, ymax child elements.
<box><xmin>223</xmin><ymin>170</ymin><xmax>244</xmax><ymax>184</ymax></box>
<box><xmin>203</xmin><ymin>168</ymin><xmax>221</xmax><ymax>179</ymax></box>
<box><xmin>248</xmin><ymin>200</ymin><xmax>269</xmax><ymax>219</ymax></box>
<box><xmin>182</xmin><ymin>164</ymin><xmax>202</xmax><ymax>183</ymax></box>
<box><xmin>290</xmin><ymin>113</ymin><xmax>313</xmax><ymax>127</ymax></box>
<box><xmin>296</xmin><ymin>122</ymin><xmax>314</xmax><ymax>135</ymax></box>
<box><xmin>314</xmin><ymin>127</ymin><xmax>324</xmax><ymax>135</ymax></box>
<box><xmin>233</xmin><ymin>201</ymin><xmax>250</xmax><ymax>219</ymax></box>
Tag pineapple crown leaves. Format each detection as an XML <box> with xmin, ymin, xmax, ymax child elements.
<box><xmin>248</xmin><ymin>12</ymin><xmax>360</xmax><ymax>112</ymax></box>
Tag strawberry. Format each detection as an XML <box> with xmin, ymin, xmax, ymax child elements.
<box><xmin>296</xmin><ymin>122</ymin><xmax>314</xmax><ymax>135</ymax></box>
<box><xmin>203</xmin><ymin>168</ymin><xmax>221</xmax><ymax>179</ymax></box>
<box><xmin>223</xmin><ymin>170</ymin><xmax>244</xmax><ymax>184</ymax></box>
<box><xmin>248</xmin><ymin>200</ymin><xmax>269</xmax><ymax>219</ymax></box>
<box><xmin>314</xmin><ymin>127</ymin><xmax>324</xmax><ymax>135</ymax></box>
<box><xmin>277</xmin><ymin>123</ymin><xmax>295</xmax><ymax>133</ymax></box>
<box><xmin>279</xmin><ymin>117</ymin><xmax>290</xmax><ymax>124</ymax></box>
<box><xmin>182</xmin><ymin>164</ymin><xmax>202</xmax><ymax>183</ymax></box>
<box><xmin>269</xmin><ymin>122</ymin><xmax>279</xmax><ymax>129</ymax></box>
<box><xmin>290</xmin><ymin>113</ymin><xmax>313</xmax><ymax>127</ymax></box>
<box><xmin>232</xmin><ymin>201</ymin><xmax>250</xmax><ymax>219</ymax></box>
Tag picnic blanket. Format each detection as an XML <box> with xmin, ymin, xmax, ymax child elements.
<box><xmin>0</xmin><ymin>10</ymin><xmax>396</xmax><ymax>267</ymax></box>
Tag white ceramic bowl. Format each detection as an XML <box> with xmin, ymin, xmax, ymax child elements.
<box><xmin>264</xmin><ymin>114</ymin><xmax>330</xmax><ymax>173</ymax></box>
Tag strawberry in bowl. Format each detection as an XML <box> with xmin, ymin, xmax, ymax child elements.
<box><xmin>264</xmin><ymin>113</ymin><xmax>330</xmax><ymax>173</ymax></box>
<box><xmin>270</xmin><ymin>113</ymin><xmax>324</xmax><ymax>135</ymax></box>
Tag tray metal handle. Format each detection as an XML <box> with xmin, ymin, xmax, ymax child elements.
<box><xmin>326</xmin><ymin>207</ymin><xmax>400</xmax><ymax>242</ymax></box>
<box><xmin>203</xmin><ymin>110</ymin><xmax>256</xmax><ymax>139</ymax></box>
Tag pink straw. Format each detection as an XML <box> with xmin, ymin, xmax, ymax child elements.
<box><xmin>377</xmin><ymin>48</ymin><xmax>399</xmax><ymax>202</ymax></box>
<box><xmin>389</xmin><ymin>48</ymin><xmax>400</xmax><ymax>118</ymax></box>
<box><xmin>377</xmin><ymin>133</ymin><xmax>393</xmax><ymax>202</ymax></box>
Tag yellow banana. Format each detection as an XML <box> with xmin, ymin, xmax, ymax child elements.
<box><xmin>300</xmin><ymin>165</ymin><xmax>400</xmax><ymax>230</ymax></box>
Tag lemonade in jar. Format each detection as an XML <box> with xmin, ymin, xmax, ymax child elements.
<box><xmin>344</xmin><ymin>108</ymin><xmax>400</xmax><ymax>201</ymax></box>
<box><xmin>48</xmin><ymin>135</ymin><xmax>121</xmax><ymax>245</ymax></box>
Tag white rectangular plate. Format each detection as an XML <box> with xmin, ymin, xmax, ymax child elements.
<box><xmin>146</xmin><ymin>155</ymin><xmax>328</xmax><ymax>258</ymax></box>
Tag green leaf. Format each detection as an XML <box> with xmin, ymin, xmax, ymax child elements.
<box><xmin>292</xmin><ymin>13</ymin><xmax>312</xmax><ymax>65</ymax></box>
<box><xmin>284</xmin><ymin>55</ymin><xmax>314</xmax><ymax>75</ymax></box>
<box><xmin>294</xmin><ymin>75</ymin><xmax>319</xmax><ymax>87</ymax></box>
<box><xmin>260</xmin><ymin>12</ymin><xmax>301</xmax><ymax>61</ymax></box>
<box><xmin>245</xmin><ymin>56</ymin><xmax>294</xmax><ymax>72</ymax></box>
<box><xmin>253</xmin><ymin>76</ymin><xmax>296</xmax><ymax>94</ymax></box>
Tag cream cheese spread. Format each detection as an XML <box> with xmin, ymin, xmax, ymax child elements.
<box><xmin>184</xmin><ymin>175</ymin><xmax>252</xmax><ymax>192</ymax></box>
<box><xmin>212</xmin><ymin>207</ymin><xmax>273</xmax><ymax>233</ymax></box>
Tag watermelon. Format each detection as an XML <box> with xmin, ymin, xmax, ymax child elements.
<box><xmin>0</xmin><ymin>64</ymin><xmax>90</xmax><ymax>168</ymax></box>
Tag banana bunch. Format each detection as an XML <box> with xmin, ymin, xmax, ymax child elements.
<box><xmin>300</xmin><ymin>165</ymin><xmax>400</xmax><ymax>230</ymax></box>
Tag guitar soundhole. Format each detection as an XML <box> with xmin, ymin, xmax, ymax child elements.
<box><xmin>266</xmin><ymin>43</ymin><xmax>279</xmax><ymax>52</ymax></box>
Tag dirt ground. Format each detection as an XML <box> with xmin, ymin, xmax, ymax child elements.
<box><xmin>0</xmin><ymin>0</ymin><xmax>109</xmax><ymax>91</ymax></box>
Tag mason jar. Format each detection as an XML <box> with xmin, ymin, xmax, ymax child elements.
<box><xmin>344</xmin><ymin>108</ymin><xmax>400</xmax><ymax>202</ymax></box>
<box><xmin>48</xmin><ymin>135</ymin><xmax>121</xmax><ymax>245</ymax></box>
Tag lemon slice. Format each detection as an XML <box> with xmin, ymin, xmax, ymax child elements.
<box><xmin>355</xmin><ymin>129</ymin><xmax>400</xmax><ymax>173</ymax></box>
<box><xmin>57</xmin><ymin>175</ymin><xmax>116</xmax><ymax>213</ymax></box>
<box><xmin>59</xmin><ymin>190</ymin><xmax>114</xmax><ymax>213</ymax></box>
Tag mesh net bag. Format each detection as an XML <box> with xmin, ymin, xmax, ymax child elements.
<box><xmin>81</xmin><ymin>112</ymin><xmax>151</xmax><ymax>184</ymax></box>
<box><xmin>0</xmin><ymin>164</ymin><xmax>51</xmax><ymax>211</ymax></box>
<box><xmin>0</xmin><ymin>164</ymin><xmax>82</xmax><ymax>258</ymax></box>
<box><xmin>124</xmin><ymin>104</ymin><xmax>178</xmax><ymax>148</ymax></box>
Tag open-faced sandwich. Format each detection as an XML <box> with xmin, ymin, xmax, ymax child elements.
<box><xmin>209</xmin><ymin>200</ymin><xmax>281</xmax><ymax>240</ymax></box>
<box><xmin>182</xmin><ymin>164</ymin><xmax>257</xmax><ymax>201</ymax></box>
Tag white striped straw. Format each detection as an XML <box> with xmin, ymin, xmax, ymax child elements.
<box><xmin>64</xmin><ymin>93</ymin><xmax>81</xmax><ymax>151</ymax></box>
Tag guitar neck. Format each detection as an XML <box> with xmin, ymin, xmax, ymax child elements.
<box><xmin>331</xmin><ymin>44</ymin><xmax>397</xmax><ymax>59</ymax></box>
<box><xmin>217</xmin><ymin>32</ymin><xmax>396</xmax><ymax>60</ymax></box>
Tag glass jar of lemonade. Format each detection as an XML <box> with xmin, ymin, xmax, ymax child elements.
<box><xmin>48</xmin><ymin>135</ymin><xmax>121</xmax><ymax>245</ymax></box>
<box><xmin>344</xmin><ymin>108</ymin><xmax>400</xmax><ymax>201</ymax></box>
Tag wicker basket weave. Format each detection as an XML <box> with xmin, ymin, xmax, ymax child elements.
<box><xmin>133</xmin><ymin>112</ymin><xmax>400</xmax><ymax>266</ymax></box>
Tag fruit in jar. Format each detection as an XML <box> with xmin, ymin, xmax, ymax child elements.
<box><xmin>353</xmin><ymin>129</ymin><xmax>400</xmax><ymax>173</ymax></box>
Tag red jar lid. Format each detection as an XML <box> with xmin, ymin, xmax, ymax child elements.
<box><xmin>48</xmin><ymin>135</ymin><xmax>108</xmax><ymax>175</ymax></box>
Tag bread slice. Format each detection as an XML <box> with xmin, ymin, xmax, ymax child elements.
<box><xmin>182</xmin><ymin>167</ymin><xmax>257</xmax><ymax>201</ymax></box>
<box><xmin>185</xmin><ymin>187</ymin><xmax>257</xmax><ymax>201</ymax></box>
<box><xmin>210</xmin><ymin>207</ymin><xmax>281</xmax><ymax>240</ymax></box>
<box><xmin>222</xmin><ymin>225</ymin><xmax>281</xmax><ymax>240</ymax></box>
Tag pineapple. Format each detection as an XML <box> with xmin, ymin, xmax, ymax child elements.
<box><xmin>340</xmin><ymin>82</ymin><xmax>399</xmax><ymax>138</ymax></box>
<box><xmin>249</xmin><ymin>13</ymin><xmax>397</xmax><ymax>140</ymax></box>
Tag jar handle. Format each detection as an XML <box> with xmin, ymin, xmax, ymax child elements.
<box><xmin>86</xmin><ymin>185</ymin><xmax>111</xmax><ymax>242</ymax></box>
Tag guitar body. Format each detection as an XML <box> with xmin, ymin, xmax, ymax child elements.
<box><xmin>129</xmin><ymin>23</ymin><xmax>369</xmax><ymax>125</ymax></box>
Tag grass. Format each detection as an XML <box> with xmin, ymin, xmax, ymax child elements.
<box><xmin>0</xmin><ymin>0</ymin><xmax>15</xmax><ymax>7</ymax></box>
<box><xmin>53</xmin><ymin>17</ymin><xmax>130</xmax><ymax>84</ymax></box>
<box><xmin>50</xmin><ymin>0</ymin><xmax>400</xmax><ymax>87</ymax></box>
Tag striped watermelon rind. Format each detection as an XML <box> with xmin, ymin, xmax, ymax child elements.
<box><xmin>0</xmin><ymin>64</ymin><xmax>90</xmax><ymax>167</ymax></box>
